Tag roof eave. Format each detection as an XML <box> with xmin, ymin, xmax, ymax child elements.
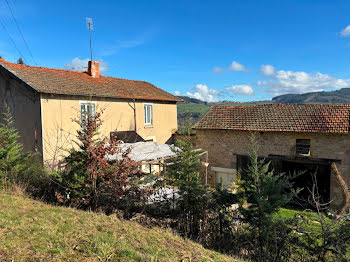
<box><xmin>0</xmin><ymin>63</ymin><xmax>39</xmax><ymax>94</ymax></box>
<box><xmin>39</xmin><ymin>91</ymin><xmax>182</xmax><ymax>103</ymax></box>
<box><xmin>193</xmin><ymin>127</ymin><xmax>350</xmax><ymax>135</ymax></box>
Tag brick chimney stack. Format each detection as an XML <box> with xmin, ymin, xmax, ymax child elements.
<box><xmin>88</xmin><ymin>61</ymin><xmax>99</xmax><ymax>78</ymax></box>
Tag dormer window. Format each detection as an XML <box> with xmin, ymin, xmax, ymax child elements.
<box><xmin>295</xmin><ymin>139</ymin><xmax>310</xmax><ymax>156</ymax></box>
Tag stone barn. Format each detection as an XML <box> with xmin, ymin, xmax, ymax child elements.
<box><xmin>194</xmin><ymin>104</ymin><xmax>350</xmax><ymax>210</ymax></box>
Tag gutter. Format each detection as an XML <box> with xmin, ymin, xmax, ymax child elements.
<box><xmin>128</xmin><ymin>99</ymin><xmax>137</xmax><ymax>132</ymax></box>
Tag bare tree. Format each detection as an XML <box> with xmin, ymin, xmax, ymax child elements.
<box><xmin>331</xmin><ymin>163</ymin><xmax>350</xmax><ymax>215</ymax></box>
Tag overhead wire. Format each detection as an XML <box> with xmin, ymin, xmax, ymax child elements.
<box><xmin>4</xmin><ymin>0</ymin><xmax>37</xmax><ymax>65</ymax></box>
<box><xmin>0</xmin><ymin>18</ymin><xmax>27</xmax><ymax>63</ymax></box>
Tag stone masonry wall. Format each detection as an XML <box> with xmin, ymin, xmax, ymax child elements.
<box><xmin>195</xmin><ymin>129</ymin><xmax>350</xmax><ymax>210</ymax></box>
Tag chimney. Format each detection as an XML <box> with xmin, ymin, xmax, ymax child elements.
<box><xmin>88</xmin><ymin>61</ymin><xmax>99</xmax><ymax>78</ymax></box>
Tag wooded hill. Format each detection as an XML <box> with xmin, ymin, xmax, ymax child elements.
<box><xmin>177</xmin><ymin>88</ymin><xmax>350</xmax><ymax>126</ymax></box>
<box><xmin>272</xmin><ymin>88</ymin><xmax>350</xmax><ymax>104</ymax></box>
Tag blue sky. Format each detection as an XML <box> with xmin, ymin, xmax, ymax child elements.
<box><xmin>1</xmin><ymin>0</ymin><xmax>350</xmax><ymax>102</ymax></box>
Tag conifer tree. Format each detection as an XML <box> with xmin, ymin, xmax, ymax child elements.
<box><xmin>237</xmin><ymin>137</ymin><xmax>301</xmax><ymax>261</ymax></box>
<box><xmin>168</xmin><ymin>123</ymin><xmax>210</xmax><ymax>237</ymax></box>
<box><xmin>17</xmin><ymin>57</ymin><xmax>24</xmax><ymax>64</ymax></box>
<box><xmin>0</xmin><ymin>106</ymin><xmax>30</xmax><ymax>188</ymax></box>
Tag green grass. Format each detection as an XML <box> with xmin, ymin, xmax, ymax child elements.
<box><xmin>177</xmin><ymin>101</ymin><xmax>272</xmax><ymax>115</ymax></box>
<box><xmin>275</xmin><ymin>208</ymin><xmax>331</xmax><ymax>233</ymax></box>
<box><xmin>177</xmin><ymin>103</ymin><xmax>211</xmax><ymax>115</ymax></box>
<box><xmin>277</xmin><ymin>208</ymin><xmax>321</xmax><ymax>220</ymax></box>
<box><xmin>177</xmin><ymin>100</ymin><xmax>273</xmax><ymax>126</ymax></box>
<box><xmin>0</xmin><ymin>192</ymin><xmax>237</xmax><ymax>262</ymax></box>
<box><xmin>278</xmin><ymin>208</ymin><xmax>349</xmax><ymax>258</ymax></box>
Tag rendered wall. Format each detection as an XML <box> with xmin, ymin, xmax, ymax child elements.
<box><xmin>40</xmin><ymin>94</ymin><xmax>178</xmax><ymax>168</ymax></box>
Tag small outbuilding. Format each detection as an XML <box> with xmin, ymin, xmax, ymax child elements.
<box><xmin>194</xmin><ymin>104</ymin><xmax>350</xmax><ymax>210</ymax></box>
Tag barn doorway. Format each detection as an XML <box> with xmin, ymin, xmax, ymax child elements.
<box><xmin>237</xmin><ymin>154</ymin><xmax>332</xmax><ymax>208</ymax></box>
<box><xmin>281</xmin><ymin>160</ymin><xmax>331</xmax><ymax>207</ymax></box>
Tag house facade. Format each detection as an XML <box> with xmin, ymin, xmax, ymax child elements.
<box><xmin>194</xmin><ymin>104</ymin><xmax>350</xmax><ymax>210</ymax></box>
<box><xmin>0</xmin><ymin>59</ymin><xmax>181</xmax><ymax>168</ymax></box>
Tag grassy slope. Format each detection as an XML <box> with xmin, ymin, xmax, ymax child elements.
<box><xmin>177</xmin><ymin>100</ymin><xmax>272</xmax><ymax>126</ymax></box>
<box><xmin>0</xmin><ymin>192</ymin><xmax>236</xmax><ymax>262</ymax></box>
<box><xmin>177</xmin><ymin>103</ymin><xmax>211</xmax><ymax>115</ymax></box>
<box><xmin>177</xmin><ymin>101</ymin><xmax>272</xmax><ymax>114</ymax></box>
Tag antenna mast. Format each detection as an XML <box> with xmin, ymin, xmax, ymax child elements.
<box><xmin>86</xmin><ymin>17</ymin><xmax>93</xmax><ymax>61</ymax></box>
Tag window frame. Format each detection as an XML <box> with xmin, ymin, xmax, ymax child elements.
<box><xmin>295</xmin><ymin>139</ymin><xmax>311</xmax><ymax>156</ymax></box>
<box><xmin>144</xmin><ymin>103</ymin><xmax>153</xmax><ymax>125</ymax></box>
<box><xmin>80</xmin><ymin>101</ymin><xmax>96</xmax><ymax>123</ymax></box>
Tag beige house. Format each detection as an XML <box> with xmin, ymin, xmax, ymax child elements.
<box><xmin>0</xmin><ymin>59</ymin><xmax>182</xmax><ymax>168</ymax></box>
<box><xmin>194</xmin><ymin>104</ymin><xmax>350</xmax><ymax>210</ymax></box>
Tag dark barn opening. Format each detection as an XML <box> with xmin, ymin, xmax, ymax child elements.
<box><xmin>281</xmin><ymin>160</ymin><xmax>331</xmax><ymax>207</ymax></box>
<box><xmin>237</xmin><ymin>154</ymin><xmax>333</xmax><ymax>209</ymax></box>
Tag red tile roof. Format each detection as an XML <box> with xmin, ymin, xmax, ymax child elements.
<box><xmin>0</xmin><ymin>59</ymin><xmax>182</xmax><ymax>102</ymax></box>
<box><xmin>194</xmin><ymin>104</ymin><xmax>350</xmax><ymax>134</ymax></box>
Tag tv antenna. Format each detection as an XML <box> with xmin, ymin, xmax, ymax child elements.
<box><xmin>86</xmin><ymin>17</ymin><xmax>93</xmax><ymax>61</ymax></box>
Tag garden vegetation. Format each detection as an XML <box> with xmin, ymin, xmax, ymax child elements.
<box><xmin>0</xmin><ymin>105</ymin><xmax>349</xmax><ymax>261</ymax></box>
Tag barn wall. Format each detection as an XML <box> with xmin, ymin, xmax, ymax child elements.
<box><xmin>195</xmin><ymin>129</ymin><xmax>350</xmax><ymax>210</ymax></box>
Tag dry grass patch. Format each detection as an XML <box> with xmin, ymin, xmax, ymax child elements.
<box><xmin>0</xmin><ymin>192</ymin><xmax>237</xmax><ymax>261</ymax></box>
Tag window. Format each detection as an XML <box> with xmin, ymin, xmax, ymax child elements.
<box><xmin>211</xmin><ymin>167</ymin><xmax>237</xmax><ymax>189</ymax></box>
<box><xmin>295</xmin><ymin>139</ymin><xmax>311</xmax><ymax>156</ymax></box>
<box><xmin>144</xmin><ymin>103</ymin><xmax>153</xmax><ymax>125</ymax></box>
<box><xmin>80</xmin><ymin>103</ymin><xmax>96</xmax><ymax>123</ymax></box>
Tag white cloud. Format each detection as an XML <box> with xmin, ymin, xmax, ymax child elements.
<box><xmin>101</xmin><ymin>40</ymin><xmax>145</xmax><ymax>56</ymax></box>
<box><xmin>226</xmin><ymin>85</ymin><xmax>254</xmax><ymax>95</ymax></box>
<box><xmin>99</xmin><ymin>29</ymin><xmax>157</xmax><ymax>57</ymax></box>
<box><xmin>260</xmin><ymin>64</ymin><xmax>275</xmax><ymax>76</ymax></box>
<box><xmin>228</xmin><ymin>61</ymin><xmax>248</xmax><ymax>72</ymax></box>
<box><xmin>65</xmin><ymin>58</ymin><xmax>108</xmax><ymax>73</ymax></box>
<box><xmin>185</xmin><ymin>84</ymin><xmax>220</xmax><ymax>102</ymax></box>
<box><xmin>174</xmin><ymin>91</ymin><xmax>181</xmax><ymax>96</ymax></box>
<box><xmin>212</xmin><ymin>67</ymin><xmax>225</xmax><ymax>74</ymax></box>
<box><xmin>340</xmin><ymin>25</ymin><xmax>350</xmax><ymax>37</ymax></box>
<box><xmin>258</xmin><ymin>65</ymin><xmax>350</xmax><ymax>95</ymax></box>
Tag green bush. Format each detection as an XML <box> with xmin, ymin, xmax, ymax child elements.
<box><xmin>0</xmin><ymin>106</ymin><xmax>32</xmax><ymax>189</ymax></box>
<box><xmin>52</xmin><ymin>110</ymin><xmax>144</xmax><ymax>212</ymax></box>
<box><xmin>0</xmin><ymin>105</ymin><xmax>50</xmax><ymax>196</ymax></box>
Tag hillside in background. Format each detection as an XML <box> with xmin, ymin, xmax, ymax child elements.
<box><xmin>178</xmin><ymin>96</ymin><xmax>208</xmax><ymax>104</ymax></box>
<box><xmin>0</xmin><ymin>192</ymin><xmax>235</xmax><ymax>261</ymax></box>
<box><xmin>178</xmin><ymin>88</ymin><xmax>350</xmax><ymax>126</ymax></box>
<box><xmin>272</xmin><ymin>88</ymin><xmax>350</xmax><ymax>104</ymax></box>
<box><xmin>177</xmin><ymin>97</ymin><xmax>271</xmax><ymax>126</ymax></box>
